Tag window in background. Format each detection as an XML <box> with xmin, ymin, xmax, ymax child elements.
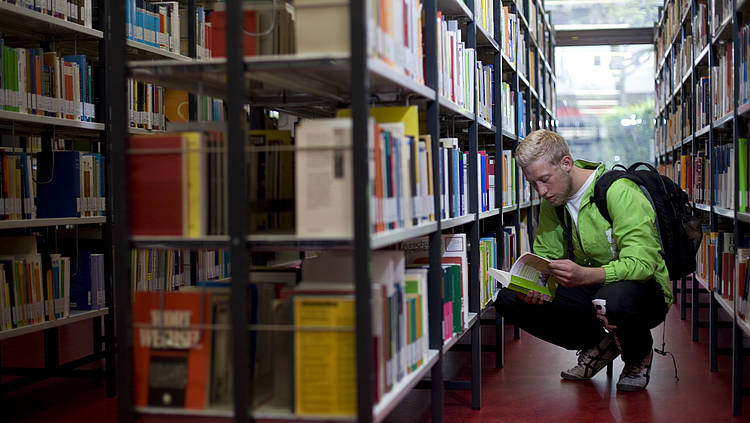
<box><xmin>546</xmin><ymin>0</ymin><xmax>662</xmax><ymax>29</ymax></box>
<box><xmin>555</xmin><ymin>44</ymin><xmax>655</xmax><ymax>167</ymax></box>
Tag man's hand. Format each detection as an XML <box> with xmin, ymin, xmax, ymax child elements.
<box><xmin>547</xmin><ymin>259</ymin><xmax>606</xmax><ymax>287</ymax></box>
<box><xmin>516</xmin><ymin>290</ymin><xmax>545</xmax><ymax>305</ymax></box>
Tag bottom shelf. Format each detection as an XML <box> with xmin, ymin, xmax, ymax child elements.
<box><xmin>443</xmin><ymin>313</ymin><xmax>479</xmax><ymax>353</ymax></box>
<box><xmin>246</xmin><ymin>349</ymin><xmax>441</xmax><ymax>422</ymax></box>
<box><xmin>373</xmin><ymin>349</ymin><xmax>439</xmax><ymax>422</ymax></box>
<box><xmin>715</xmin><ymin>295</ymin><xmax>734</xmax><ymax>315</ymax></box>
<box><xmin>737</xmin><ymin>317</ymin><xmax>750</xmax><ymax>337</ymax></box>
<box><xmin>694</xmin><ymin>273</ymin><xmax>710</xmax><ymax>292</ymax></box>
<box><xmin>0</xmin><ymin>308</ymin><xmax>109</xmax><ymax>341</ymax></box>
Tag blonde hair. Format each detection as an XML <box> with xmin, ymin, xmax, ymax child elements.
<box><xmin>515</xmin><ymin>130</ymin><xmax>572</xmax><ymax>168</ymax></box>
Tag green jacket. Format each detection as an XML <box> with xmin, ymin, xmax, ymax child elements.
<box><xmin>534</xmin><ymin>160</ymin><xmax>673</xmax><ymax>306</ymax></box>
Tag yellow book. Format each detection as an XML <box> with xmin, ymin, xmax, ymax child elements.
<box><xmin>337</xmin><ymin>105</ymin><xmax>419</xmax><ymax>140</ymax></box>
<box><xmin>294</xmin><ymin>296</ymin><xmax>356</xmax><ymax>417</ymax></box>
<box><xmin>183</xmin><ymin>132</ymin><xmax>206</xmax><ymax>237</ymax></box>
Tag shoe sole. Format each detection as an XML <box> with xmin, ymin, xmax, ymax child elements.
<box><xmin>560</xmin><ymin>371</ymin><xmax>593</xmax><ymax>380</ymax></box>
<box><xmin>616</xmin><ymin>382</ymin><xmax>648</xmax><ymax>392</ymax></box>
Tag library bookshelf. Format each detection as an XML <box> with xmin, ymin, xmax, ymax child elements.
<box><xmin>654</xmin><ymin>0</ymin><xmax>750</xmax><ymax>415</ymax></box>
<box><xmin>108</xmin><ymin>0</ymin><xmax>556</xmax><ymax>422</ymax></box>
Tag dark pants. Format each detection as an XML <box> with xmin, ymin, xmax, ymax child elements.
<box><xmin>496</xmin><ymin>279</ymin><xmax>669</xmax><ymax>364</ymax></box>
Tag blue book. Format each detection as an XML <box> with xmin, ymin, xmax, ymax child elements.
<box><xmin>36</xmin><ymin>151</ymin><xmax>81</xmax><ymax>218</ymax></box>
<box><xmin>394</xmin><ymin>134</ymin><xmax>403</xmax><ymax>227</ymax></box>
<box><xmin>70</xmin><ymin>251</ymin><xmax>94</xmax><ymax>311</ymax></box>
<box><xmin>458</xmin><ymin>152</ymin><xmax>464</xmax><ymax>216</ymax></box>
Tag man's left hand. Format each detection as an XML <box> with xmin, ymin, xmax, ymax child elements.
<box><xmin>547</xmin><ymin>259</ymin><xmax>605</xmax><ymax>287</ymax></box>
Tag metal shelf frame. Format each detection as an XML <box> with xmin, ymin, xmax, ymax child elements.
<box><xmin>0</xmin><ymin>0</ymin><xmax>115</xmax><ymax>401</ymax></box>
<box><xmin>111</xmin><ymin>0</ymin><xmax>558</xmax><ymax>420</ymax></box>
<box><xmin>654</xmin><ymin>0</ymin><xmax>750</xmax><ymax>415</ymax></box>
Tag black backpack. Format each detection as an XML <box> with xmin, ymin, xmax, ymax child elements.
<box><xmin>556</xmin><ymin>162</ymin><xmax>702</xmax><ymax>281</ymax></box>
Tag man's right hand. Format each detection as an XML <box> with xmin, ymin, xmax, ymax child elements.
<box><xmin>516</xmin><ymin>290</ymin><xmax>544</xmax><ymax>305</ymax></box>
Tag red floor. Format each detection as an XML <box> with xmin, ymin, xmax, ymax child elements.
<box><xmin>3</xmin><ymin>295</ymin><xmax>750</xmax><ymax>422</ymax></box>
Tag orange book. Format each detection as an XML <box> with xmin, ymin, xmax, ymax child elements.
<box><xmin>133</xmin><ymin>291</ymin><xmax>213</xmax><ymax>409</ymax></box>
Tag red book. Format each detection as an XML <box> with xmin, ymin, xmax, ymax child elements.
<box><xmin>133</xmin><ymin>291</ymin><xmax>213</xmax><ymax>409</ymax></box>
<box><xmin>128</xmin><ymin>135</ymin><xmax>185</xmax><ymax>235</ymax></box>
<box><xmin>206</xmin><ymin>9</ymin><xmax>257</xmax><ymax>58</ymax></box>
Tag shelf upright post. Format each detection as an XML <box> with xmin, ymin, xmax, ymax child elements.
<box><xmin>707</xmin><ymin>5</ymin><xmax>720</xmax><ymax>373</ymax></box>
<box><xmin>691</xmin><ymin>0</ymin><xmax>701</xmax><ymax>343</ymax></box>
<box><xmin>105</xmin><ymin>0</ymin><xmax>131</xmax><ymax>421</ymax></box>
<box><xmin>493</xmin><ymin>0</ymin><xmax>505</xmax><ymax>370</ymax></box>
<box><xmin>467</xmin><ymin>0</ymin><xmax>482</xmax><ymax>410</ymax></box>
<box><xmin>424</xmin><ymin>0</ymin><xmax>444</xmax><ymax>419</ymax></box>
<box><xmin>732</xmin><ymin>0</ymin><xmax>743</xmax><ymax>415</ymax></box>
<box><xmin>188</xmin><ymin>0</ymin><xmax>197</xmax><ymax>120</ymax></box>
<box><xmin>512</xmin><ymin>4</ymin><xmax>522</xmax><ymax>342</ymax></box>
<box><xmin>350</xmin><ymin>0</ymin><xmax>374</xmax><ymax>420</ymax></box>
<box><xmin>224</xmin><ymin>0</ymin><xmax>252</xmax><ymax>421</ymax></box>
<box><xmin>97</xmin><ymin>0</ymin><xmax>116</xmax><ymax>399</ymax></box>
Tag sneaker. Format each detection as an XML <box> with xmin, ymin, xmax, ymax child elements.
<box><xmin>617</xmin><ymin>349</ymin><xmax>653</xmax><ymax>391</ymax></box>
<box><xmin>561</xmin><ymin>332</ymin><xmax>620</xmax><ymax>380</ymax></box>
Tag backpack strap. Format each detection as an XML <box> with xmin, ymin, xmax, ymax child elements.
<box><xmin>555</xmin><ymin>206</ymin><xmax>575</xmax><ymax>261</ymax></box>
<box><xmin>591</xmin><ymin>169</ymin><xmax>644</xmax><ymax>225</ymax></box>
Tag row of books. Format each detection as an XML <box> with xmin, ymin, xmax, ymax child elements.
<box><xmin>501</xmin><ymin>82</ymin><xmax>516</xmax><ymax>134</ymax></box>
<box><xmin>500</xmin><ymin>150</ymin><xmax>516</xmax><ymax>208</ymax></box>
<box><xmin>437</xmin><ymin>13</ymin><xmax>475</xmax><ymax>113</ymax></box>
<box><xmin>126</xmin><ymin>0</ymin><xmax>180</xmax><ymax>54</ymax></box>
<box><xmin>696</xmin><ymin>229</ymin><xmax>743</xmax><ymax>300</ymax></box>
<box><xmin>711</xmin><ymin>43</ymin><xmax>734</xmax><ymax>120</ymax></box>
<box><xmin>476</xmin><ymin>0</ymin><xmax>494</xmax><ymax>40</ymax></box>
<box><xmin>658</xmin><ymin>0</ymin><xmax>689</xmax><ymax>62</ymax></box>
<box><xmin>657</xmin><ymin>101</ymin><xmax>683</xmax><ymax>153</ymax></box>
<box><xmin>129</xmin><ymin>129</ymin><xmax>226</xmax><ymax>237</ymax></box>
<box><xmin>711</xmin><ymin>0</ymin><xmax>732</xmax><ymax>38</ymax></box>
<box><xmin>131</xmin><ymin>248</ymin><xmax>230</xmax><ymax>292</ymax></box>
<box><xmin>0</xmin><ymin>236</ymin><xmax>105</xmax><ymax>331</ymax></box>
<box><xmin>296</xmin><ymin>114</ymin><xmax>436</xmax><ymax>237</ymax></box>
<box><xmin>131</xmin><ymin>242</ymin><xmax>473</xmax><ymax>415</ymax></box>
<box><xmin>501</xmin><ymin>6</ymin><xmax>519</xmax><ymax>64</ymax></box>
<box><xmin>518</xmin><ymin>30</ymin><xmax>528</xmax><ymax>80</ymax></box>
<box><xmin>1</xmin><ymin>0</ymin><xmax>93</xmax><ymax>28</ymax></box>
<box><xmin>519</xmin><ymin>171</ymin><xmax>535</xmax><ymax>205</ymax></box>
<box><xmin>130</xmin><ymin>106</ymin><xmax>527</xmax><ymax>240</ymax></box>
<box><xmin>709</xmin><ymin>143</ymin><xmax>735</xmax><ymax>210</ymax></box>
<box><xmin>501</xmin><ymin>221</ymin><xmax>531</xmax><ymax>273</ymax></box>
<box><xmin>362</xmin><ymin>0</ymin><xmax>424</xmax><ymax>84</ymax></box>
<box><xmin>478</xmin><ymin>236</ymin><xmax>499</xmax><ymax>308</ymax></box>
<box><xmin>675</xmin><ymin>35</ymin><xmax>691</xmax><ymax>86</ymax></box>
<box><xmin>37</xmin><ymin>150</ymin><xmax>106</xmax><ymax>218</ymax></box>
<box><xmin>737</xmin><ymin>248</ymin><xmax>750</xmax><ymax>320</ymax></box>
<box><xmin>477</xmin><ymin>64</ymin><xmax>493</xmax><ymax>124</ymax></box>
<box><xmin>0</xmin><ymin>45</ymin><xmax>94</xmax><ymax>122</ymax></box>
<box><xmin>694</xmin><ymin>1</ymin><xmax>709</xmax><ymax>54</ymax></box>
<box><xmin>696</xmin><ymin>75</ymin><xmax>711</xmax><ymax>129</ymax></box>
<box><xmin>128</xmin><ymin>79</ymin><xmax>165</xmax><ymax>131</ymax></box>
<box><xmin>737</xmin><ymin>24</ymin><xmax>750</xmax><ymax>109</ymax></box>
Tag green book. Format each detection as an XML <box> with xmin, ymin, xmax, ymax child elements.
<box><xmin>489</xmin><ymin>252</ymin><xmax>558</xmax><ymax>301</ymax></box>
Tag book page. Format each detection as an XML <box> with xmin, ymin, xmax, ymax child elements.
<box><xmin>508</xmin><ymin>252</ymin><xmax>557</xmax><ymax>300</ymax></box>
<box><xmin>509</xmin><ymin>252</ymin><xmax>552</xmax><ymax>284</ymax></box>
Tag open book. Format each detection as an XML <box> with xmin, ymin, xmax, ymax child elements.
<box><xmin>488</xmin><ymin>252</ymin><xmax>559</xmax><ymax>301</ymax></box>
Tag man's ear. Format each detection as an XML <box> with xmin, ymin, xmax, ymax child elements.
<box><xmin>559</xmin><ymin>155</ymin><xmax>573</xmax><ymax>172</ymax></box>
